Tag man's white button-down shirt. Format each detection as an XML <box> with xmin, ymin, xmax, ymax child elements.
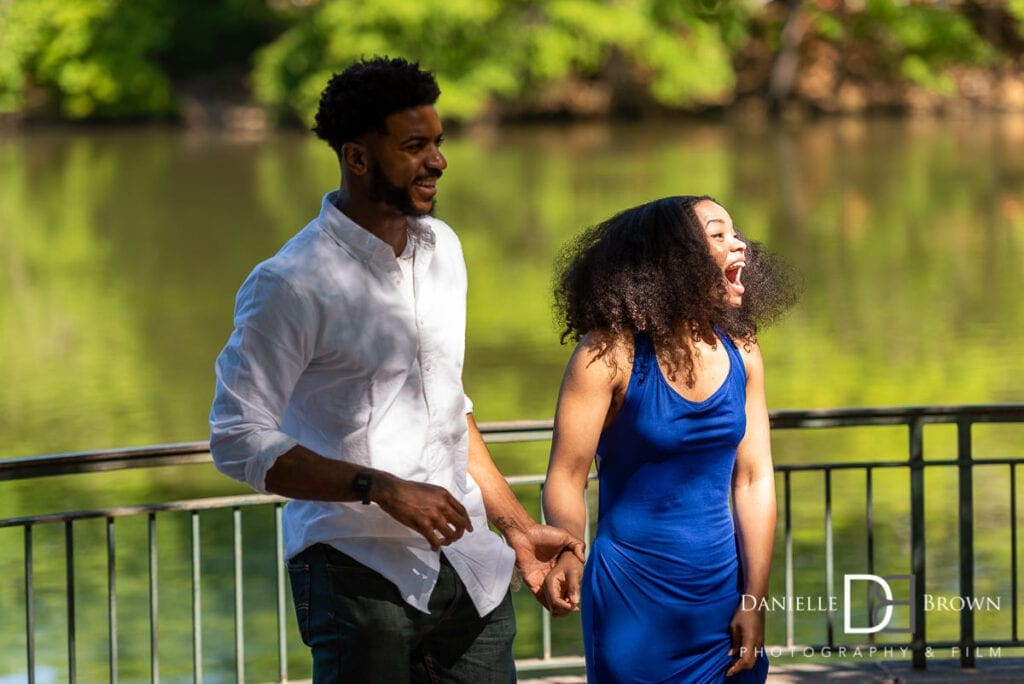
<box><xmin>210</xmin><ymin>192</ymin><xmax>515</xmax><ymax>615</ymax></box>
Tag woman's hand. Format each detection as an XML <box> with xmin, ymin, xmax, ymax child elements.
<box><xmin>542</xmin><ymin>549</ymin><xmax>585</xmax><ymax>616</ymax></box>
<box><xmin>725</xmin><ymin>603</ymin><xmax>765</xmax><ymax>676</ymax></box>
<box><xmin>503</xmin><ymin>522</ymin><xmax>585</xmax><ymax>609</ymax></box>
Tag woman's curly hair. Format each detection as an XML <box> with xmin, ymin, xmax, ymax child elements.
<box><xmin>554</xmin><ymin>196</ymin><xmax>799</xmax><ymax>387</ymax></box>
<box><xmin>313</xmin><ymin>56</ymin><xmax>440</xmax><ymax>154</ymax></box>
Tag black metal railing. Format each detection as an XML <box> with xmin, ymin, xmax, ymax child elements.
<box><xmin>1</xmin><ymin>405</ymin><xmax>1022</xmax><ymax>681</ymax></box>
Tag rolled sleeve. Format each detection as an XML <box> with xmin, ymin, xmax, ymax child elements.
<box><xmin>209</xmin><ymin>269</ymin><xmax>313</xmax><ymax>493</ymax></box>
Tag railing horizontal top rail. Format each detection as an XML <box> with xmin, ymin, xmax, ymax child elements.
<box><xmin>0</xmin><ymin>493</ymin><xmax>287</xmax><ymax>528</ymax></box>
<box><xmin>767</xmin><ymin>403</ymin><xmax>1024</xmax><ymax>428</ymax></box>
<box><xmin>2</xmin><ymin>404</ymin><xmax>1021</xmax><ymax>481</ymax></box>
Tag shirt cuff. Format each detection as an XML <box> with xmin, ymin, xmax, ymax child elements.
<box><xmin>244</xmin><ymin>434</ymin><xmax>300</xmax><ymax>494</ymax></box>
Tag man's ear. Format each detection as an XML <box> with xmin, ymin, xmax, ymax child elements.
<box><xmin>342</xmin><ymin>142</ymin><xmax>369</xmax><ymax>176</ymax></box>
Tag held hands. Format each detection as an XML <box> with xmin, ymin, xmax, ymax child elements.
<box><xmin>372</xmin><ymin>472</ymin><xmax>473</xmax><ymax>551</ymax></box>
<box><xmin>542</xmin><ymin>549</ymin><xmax>584</xmax><ymax>617</ymax></box>
<box><xmin>726</xmin><ymin>603</ymin><xmax>765</xmax><ymax>676</ymax></box>
<box><xmin>501</xmin><ymin>522</ymin><xmax>585</xmax><ymax>609</ymax></box>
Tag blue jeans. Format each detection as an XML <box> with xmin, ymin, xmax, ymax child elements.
<box><xmin>288</xmin><ymin>544</ymin><xmax>517</xmax><ymax>683</ymax></box>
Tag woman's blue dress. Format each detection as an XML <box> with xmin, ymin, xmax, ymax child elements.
<box><xmin>582</xmin><ymin>334</ymin><xmax>770</xmax><ymax>683</ymax></box>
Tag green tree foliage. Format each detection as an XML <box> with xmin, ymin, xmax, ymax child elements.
<box><xmin>250</xmin><ymin>0</ymin><xmax>749</xmax><ymax>124</ymax></box>
<box><xmin>854</xmin><ymin>0</ymin><xmax>994</xmax><ymax>94</ymax></box>
<box><xmin>1</xmin><ymin>0</ymin><xmax>1023</xmax><ymax>122</ymax></box>
<box><xmin>0</xmin><ymin>0</ymin><xmax>176</xmax><ymax>118</ymax></box>
<box><xmin>0</xmin><ymin>0</ymin><xmax>282</xmax><ymax>119</ymax></box>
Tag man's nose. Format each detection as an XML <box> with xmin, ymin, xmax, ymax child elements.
<box><xmin>428</xmin><ymin>147</ymin><xmax>447</xmax><ymax>171</ymax></box>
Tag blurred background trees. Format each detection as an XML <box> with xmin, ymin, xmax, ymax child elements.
<box><xmin>1</xmin><ymin>0</ymin><xmax>1022</xmax><ymax>125</ymax></box>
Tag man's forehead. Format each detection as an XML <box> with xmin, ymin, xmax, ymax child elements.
<box><xmin>382</xmin><ymin>105</ymin><xmax>441</xmax><ymax>136</ymax></box>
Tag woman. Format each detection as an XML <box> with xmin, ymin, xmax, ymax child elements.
<box><xmin>542</xmin><ymin>196</ymin><xmax>797</xmax><ymax>683</ymax></box>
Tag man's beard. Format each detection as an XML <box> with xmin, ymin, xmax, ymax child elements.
<box><xmin>368</xmin><ymin>160</ymin><xmax>435</xmax><ymax>217</ymax></box>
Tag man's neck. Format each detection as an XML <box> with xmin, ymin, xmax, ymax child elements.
<box><xmin>334</xmin><ymin>190</ymin><xmax>408</xmax><ymax>257</ymax></box>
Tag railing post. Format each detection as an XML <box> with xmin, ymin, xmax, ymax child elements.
<box><xmin>276</xmin><ymin>504</ymin><xmax>288</xmax><ymax>684</ymax></box>
<box><xmin>1011</xmin><ymin>464</ymin><xmax>1019</xmax><ymax>644</ymax></box>
<box><xmin>538</xmin><ymin>482</ymin><xmax>552</xmax><ymax>662</ymax></box>
<box><xmin>66</xmin><ymin>520</ymin><xmax>77</xmax><ymax>684</ymax></box>
<box><xmin>909</xmin><ymin>417</ymin><xmax>927</xmax><ymax>669</ymax></box>
<box><xmin>824</xmin><ymin>469</ymin><xmax>834</xmax><ymax>647</ymax></box>
<box><xmin>784</xmin><ymin>470</ymin><xmax>794</xmax><ymax>648</ymax></box>
<box><xmin>25</xmin><ymin>524</ymin><xmax>35</xmax><ymax>684</ymax></box>
<box><xmin>149</xmin><ymin>513</ymin><xmax>159</xmax><ymax>683</ymax></box>
<box><xmin>957</xmin><ymin>418</ymin><xmax>975</xmax><ymax>668</ymax></box>
<box><xmin>191</xmin><ymin>511</ymin><xmax>203</xmax><ymax>684</ymax></box>
<box><xmin>107</xmin><ymin>517</ymin><xmax>118</xmax><ymax>684</ymax></box>
<box><xmin>233</xmin><ymin>507</ymin><xmax>245</xmax><ymax>684</ymax></box>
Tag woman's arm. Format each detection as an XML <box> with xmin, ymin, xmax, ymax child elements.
<box><xmin>727</xmin><ymin>340</ymin><xmax>776</xmax><ymax>675</ymax></box>
<box><xmin>466</xmin><ymin>414</ymin><xmax>585</xmax><ymax>609</ymax></box>
<box><xmin>542</xmin><ymin>334</ymin><xmax>625</xmax><ymax>615</ymax></box>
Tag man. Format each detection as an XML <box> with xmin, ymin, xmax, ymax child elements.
<box><xmin>209</xmin><ymin>56</ymin><xmax>583</xmax><ymax>682</ymax></box>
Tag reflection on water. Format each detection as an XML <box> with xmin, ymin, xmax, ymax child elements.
<box><xmin>1</xmin><ymin>117</ymin><xmax>1023</xmax><ymax>677</ymax></box>
<box><xmin>3</xmin><ymin>117</ymin><xmax>1021</xmax><ymax>462</ymax></box>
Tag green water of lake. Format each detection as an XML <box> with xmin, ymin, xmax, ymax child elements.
<box><xmin>1</xmin><ymin>116</ymin><xmax>1023</xmax><ymax>680</ymax></box>
<box><xmin>3</xmin><ymin>117</ymin><xmax>1022</xmax><ymax>459</ymax></box>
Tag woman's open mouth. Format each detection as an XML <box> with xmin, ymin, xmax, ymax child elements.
<box><xmin>725</xmin><ymin>262</ymin><xmax>745</xmax><ymax>298</ymax></box>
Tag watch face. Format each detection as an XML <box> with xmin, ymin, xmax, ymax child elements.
<box><xmin>354</xmin><ymin>470</ymin><xmax>372</xmax><ymax>503</ymax></box>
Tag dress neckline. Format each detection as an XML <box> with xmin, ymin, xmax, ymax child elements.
<box><xmin>648</xmin><ymin>334</ymin><xmax>736</xmax><ymax>408</ymax></box>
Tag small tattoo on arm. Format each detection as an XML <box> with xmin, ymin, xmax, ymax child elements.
<box><xmin>493</xmin><ymin>516</ymin><xmax>521</xmax><ymax>534</ymax></box>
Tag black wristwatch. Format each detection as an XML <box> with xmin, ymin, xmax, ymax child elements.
<box><xmin>352</xmin><ymin>468</ymin><xmax>373</xmax><ymax>505</ymax></box>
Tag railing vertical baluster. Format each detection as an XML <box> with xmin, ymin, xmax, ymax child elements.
<box><xmin>824</xmin><ymin>469</ymin><xmax>834</xmax><ymax>647</ymax></box>
<box><xmin>192</xmin><ymin>511</ymin><xmax>203</xmax><ymax>684</ymax></box>
<box><xmin>909</xmin><ymin>417</ymin><xmax>927</xmax><ymax>669</ymax></box>
<box><xmin>234</xmin><ymin>507</ymin><xmax>245</xmax><ymax>683</ymax></box>
<box><xmin>66</xmin><ymin>520</ymin><xmax>77</xmax><ymax>684</ymax></box>
<box><xmin>25</xmin><ymin>524</ymin><xmax>35</xmax><ymax>684</ymax></box>
<box><xmin>149</xmin><ymin>513</ymin><xmax>159</xmax><ymax>683</ymax></box>
<box><xmin>107</xmin><ymin>517</ymin><xmax>118</xmax><ymax>684</ymax></box>
<box><xmin>276</xmin><ymin>503</ymin><xmax>287</xmax><ymax>682</ymax></box>
<box><xmin>957</xmin><ymin>419</ymin><xmax>975</xmax><ymax>668</ymax></box>
<box><xmin>1011</xmin><ymin>463</ymin><xmax>1019</xmax><ymax>643</ymax></box>
<box><xmin>784</xmin><ymin>470</ymin><xmax>794</xmax><ymax>647</ymax></box>
<box><xmin>865</xmin><ymin>467</ymin><xmax>875</xmax><ymax>646</ymax></box>
<box><xmin>539</xmin><ymin>483</ymin><xmax>551</xmax><ymax>662</ymax></box>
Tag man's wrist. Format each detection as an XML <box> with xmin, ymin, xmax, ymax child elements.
<box><xmin>352</xmin><ymin>468</ymin><xmax>373</xmax><ymax>504</ymax></box>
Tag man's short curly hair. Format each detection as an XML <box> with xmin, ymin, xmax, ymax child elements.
<box><xmin>313</xmin><ymin>56</ymin><xmax>441</xmax><ymax>154</ymax></box>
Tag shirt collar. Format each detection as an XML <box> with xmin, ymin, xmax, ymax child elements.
<box><xmin>319</xmin><ymin>191</ymin><xmax>436</xmax><ymax>263</ymax></box>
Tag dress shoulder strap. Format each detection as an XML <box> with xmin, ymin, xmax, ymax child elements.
<box><xmin>630</xmin><ymin>333</ymin><xmax>654</xmax><ymax>385</ymax></box>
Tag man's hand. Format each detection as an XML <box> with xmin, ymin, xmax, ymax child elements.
<box><xmin>501</xmin><ymin>521</ymin><xmax>585</xmax><ymax>608</ymax></box>
<box><xmin>726</xmin><ymin>603</ymin><xmax>765</xmax><ymax>676</ymax></box>
<box><xmin>372</xmin><ymin>472</ymin><xmax>473</xmax><ymax>551</ymax></box>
